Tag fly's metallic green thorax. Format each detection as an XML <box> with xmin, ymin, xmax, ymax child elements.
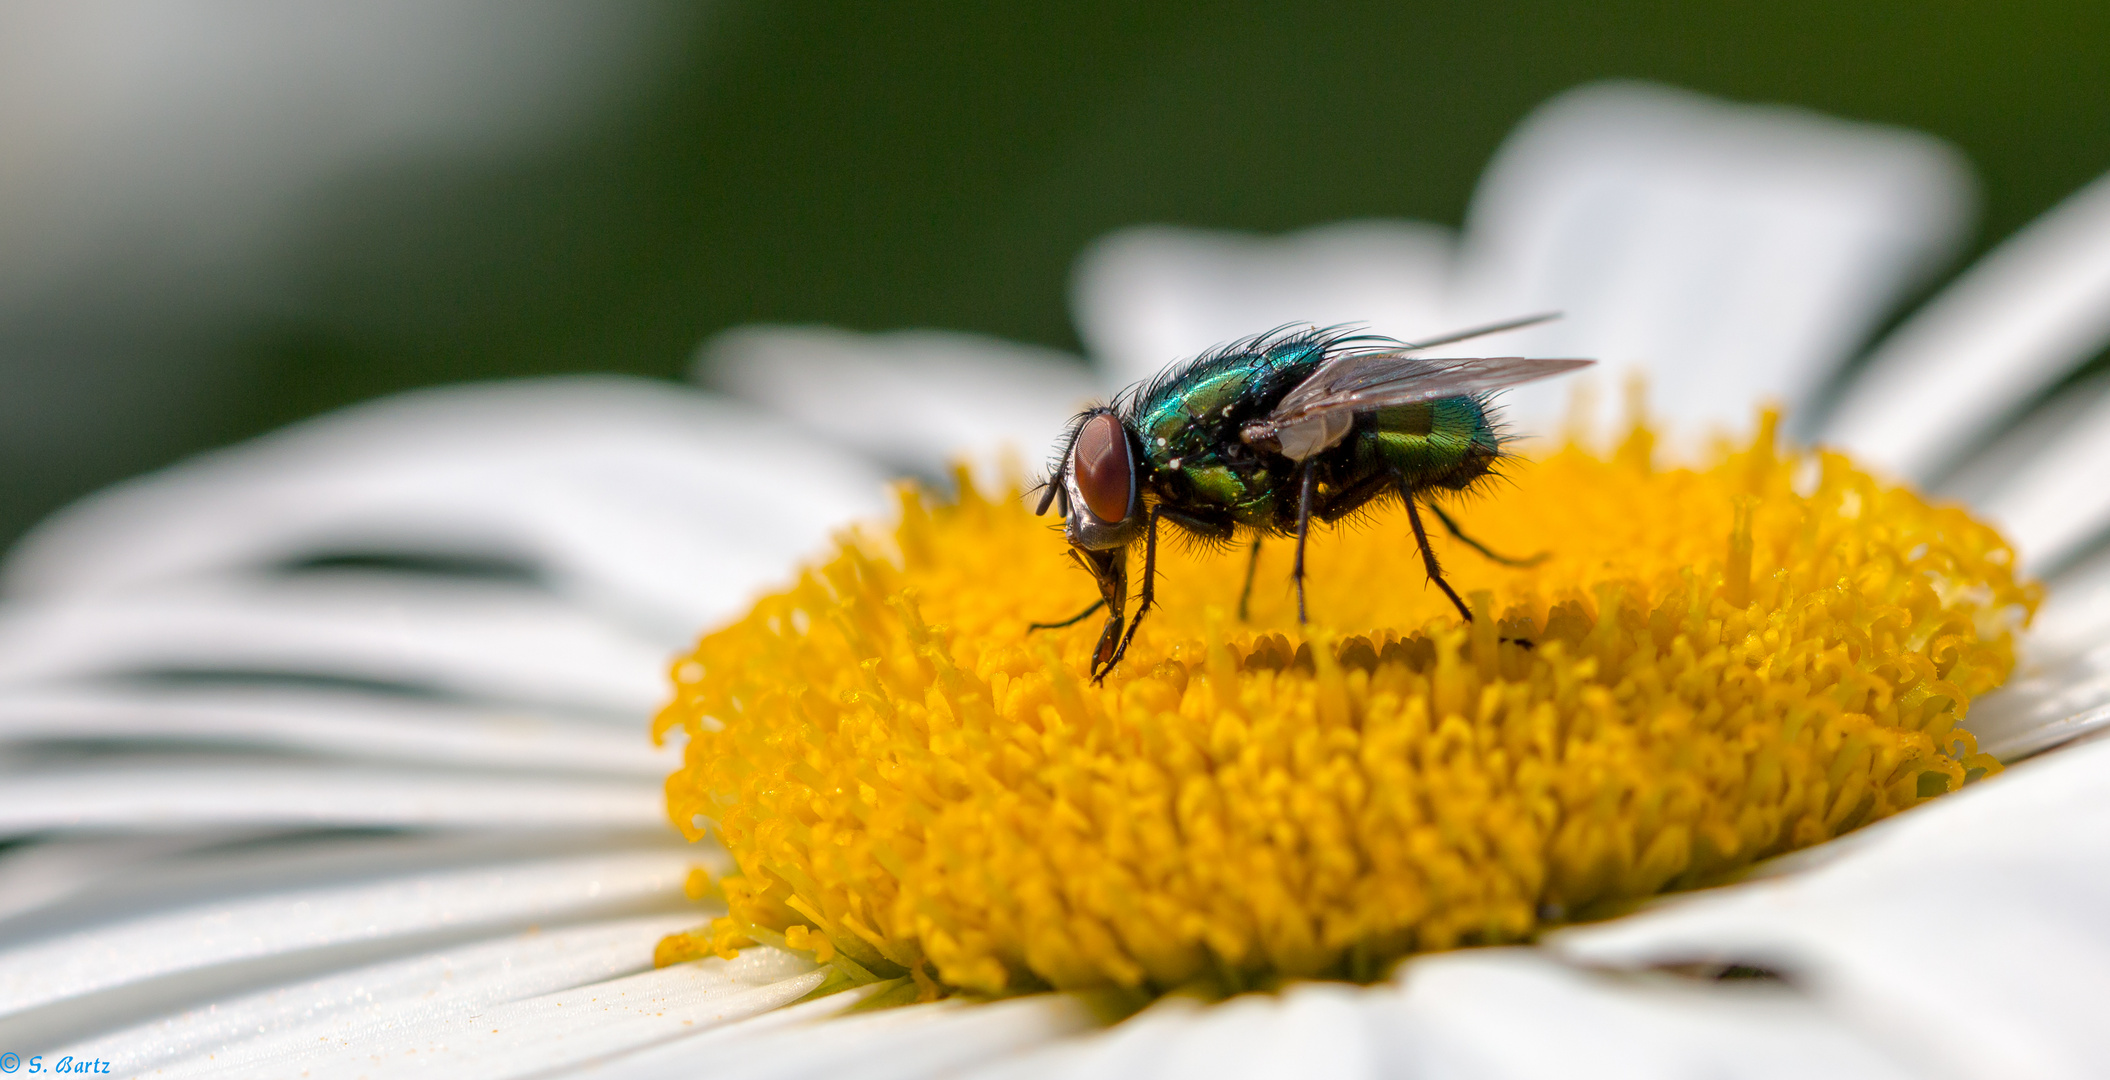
<box><xmin>1037</xmin><ymin>316</ymin><xmax>1590</xmax><ymax>683</ymax></box>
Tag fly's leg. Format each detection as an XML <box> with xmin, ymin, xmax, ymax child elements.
<box><xmin>1068</xmin><ymin>547</ymin><xmax>1127</xmax><ymax>677</ymax></box>
<box><xmin>1091</xmin><ymin>610</ymin><xmax>1125</xmax><ymax>676</ymax></box>
<box><xmin>1427</xmin><ymin>503</ymin><xmax>1549</xmax><ymax>567</ymax></box>
<box><xmin>1404</xmin><ymin>494</ymin><xmax>1474</xmax><ymax>625</ymax></box>
<box><xmin>1028</xmin><ymin>598</ymin><xmax>1105</xmax><ymax>631</ymax></box>
<box><xmin>1236</xmin><ymin>538</ymin><xmax>1263</xmax><ymax>622</ymax></box>
<box><xmin>1292</xmin><ymin>464</ymin><xmax>1317</xmax><ymax>624</ymax></box>
<box><xmin>1097</xmin><ymin>507</ymin><xmax>1163</xmax><ymax>683</ymax></box>
<box><xmin>1418</xmin><ymin>498</ymin><xmax>1538</xmax><ymax>646</ymax></box>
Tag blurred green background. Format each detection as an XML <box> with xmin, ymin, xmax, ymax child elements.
<box><xmin>6</xmin><ymin>0</ymin><xmax>2108</xmax><ymax>546</ymax></box>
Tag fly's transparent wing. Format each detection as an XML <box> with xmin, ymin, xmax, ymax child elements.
<box><xmin>1245</xmin><ymin>353</ymin><xmax>1592</xmax><ymax>461</ymax></box>
<box><xmin>1271</xmin><ymin>354</ymin><xmax>1594</xmax><ymax>424</ymax></box>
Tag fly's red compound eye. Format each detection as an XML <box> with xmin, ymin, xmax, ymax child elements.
<box><xmin>1071</xmin><ymin>413</ymin><xmax>1133</xmax><ymax>524</ymax></box>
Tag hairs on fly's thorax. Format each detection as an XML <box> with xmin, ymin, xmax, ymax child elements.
<box><xmin>1128</xmin><ymin>323</ymin><xmax>1397</xmax><ymax>417</ymax></box>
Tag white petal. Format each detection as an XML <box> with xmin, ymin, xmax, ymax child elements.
<box><xmin>1454</xmin><ymin>81</ymin><xmax>1973</xmax><ymax>444</ymax></box>
<box><xmin>1072</xmin><ymin>221</ymin><xmax>1456</xmax><ymax>390</ymax></box>
<box><xmin>0</xmin><ymin>577</ymin><xmax>669</xmax><ymax>716</ymax></box>
<box><xmin>0</xmin><ymin>848</ymin><xmax>696</xmax><ymax>1041</ymax></box>
<box><xmin>0</xmin><ymin>834</ymin><xmax>238</xmax><ymax>927</ymax></box>
<box><xmin>2</xmin><ymin>377</ymin><xmax>888</xmax><ymax>638</ymax></box>
<box><xmin>1949</xmin><ymin>439</ymin><xmax>2110</xmax><ymax>759</ymax></box>
<box><xmin>962</xmin><ymin>995</ymin><xmax>1209</xmax><ymax>1080</ymax></box>
<box><xmin>0</xmin><ymin>684</ymin><xmax>674</xmax><ymax>775</ymax></box>
<box><xmin>581</xmin><ymin>993</ymin><xmax>1094</xmax><ymax>1080</ymax></box>
<box><xmin>0</xmin><ymin>760</ymin><xmax>661</xmax><ymax>837</ymax></box>
<box><xmin>970</xmin><ymin>958</ymin><xmax>1916</xmax><ymax>1080</ymax></box>
<box><xmin>1823</xmin><ymin>168</ymin><xmax>2110</xmax><ymax>484</ymax></box>
<box><xmin>697</xmin><ymin>324</ymin><xmax>1100</xmax><ymax>482</ymax></box>
<box><xmin>962</xmin><ymin>989</ymin><xmax>1385</xmax><ymax>1080</ymax></box>
<box><xmin>1934</xmin><ymin>370</ymin><xmax>2109</xmax><ymax>510</ymax></box>
<box><xmin>1968</xmin><ymin>651</ymin><xmax>2110</xmax><ymax>762</ymax></box>
<box><xmin>1549</xmin><ymin>735</ymin><xmax>2110</xmax><ymax>1080</ymax></box>
<box><xmin>1134</xmin><ymin>985</ymin><xmax>1379</xmax><ymax>1080</ymax></box>
<box><xmin>1378</xmin><ymin>949</ymin><xmax>1924</xmax><ymax>1080</ymax></box>
<box><xmin>2030</xmin><ymin>543</ymin><xmax>2110</xmax><ymax>662</ymax></box>
<box><xmin>1958</xmin><ymin>376</ymin><xmax>2110</xmax><ymax>572</ymax></box>
<box><xmin>60</xmin><ymin>913</ymin><xmax>695</xmax><ymax>1078</ymax></box>
<box><xmin>0</xmin><ymin>832</ymin><xmax>696</xmax><ymax>945</ymax></box>
<box><xmin>247</xmin><ymin>949</ymin><xmax>821</xmax><ymax>1080</ymax></box>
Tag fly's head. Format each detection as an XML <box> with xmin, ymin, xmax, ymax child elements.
<box><xmin>1037</xmin><ymin>408</ymin><xmax>1143</xmax><ymax>553</ymax></box>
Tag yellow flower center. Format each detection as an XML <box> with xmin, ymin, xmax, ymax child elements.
<box><xmin>652</xmin><ymin>416</ymin><xmax>2034</xmax><ymax>1000</ymax></box>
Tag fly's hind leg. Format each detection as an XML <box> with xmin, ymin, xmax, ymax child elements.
<box><xmin>1414</xmin><ymin>496</ymin><xmax>1536</xmax><ymax>648</ymax></box>
<box><xmin>1404</xmin><ymin>494</ymin><xmax>1474</xmax><ymax>625</ymax></box>
<box><xmin>1427</xmin><ymin>503</ymin><xmax>1548</xmax><ymax>567</ymax></box>
<box><xmin>1237</xmin><ymin>538</ymin><xmax>1263</xmax><ymax>622</ymax></box>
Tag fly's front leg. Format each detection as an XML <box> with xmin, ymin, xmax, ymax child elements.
<box><xmin>1237</xmin><ymin>538</ymin><xmax>1263</xmax><ymax>622</ymax></box>
<box><xmin>1065</xmin><ymin>547</ymin><xmax>1127</xmax><ymax>677</ymax></box>
<box><xmin>1091</xmin><ymin>610</ymin><xmax>1125</xmax><ymax>676</ymax></box>
<box><xmin>1028</xmin><ymin>598</ymin><xmax>1104</xmax><ymax>631</ymax></box>
<box><xmin>1292</xmin><ymin>463</ymin><xmax>1316</xmax><ymax>624</ymax></box>
<box><xmin>1427</xmin><ymin>502</ymin><xmax>1548</xmax><ymax>567</ymax></box>
<box><xmin>1098</xmin><ymin>506</ymin><xmax>1164</xmax><ymax>683</ymax></box>
<box><xmin>1404</xmin><ymin>493</ymin><xmax>1474</xmax><ymax>624</ymax></box>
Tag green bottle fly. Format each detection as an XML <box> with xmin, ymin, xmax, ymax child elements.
<box><xmin>1034</xmin><ymin>315</ymin><xmax>1591</xmax><ymax>681</ymax></box>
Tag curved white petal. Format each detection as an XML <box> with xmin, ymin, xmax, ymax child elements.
<box><xmin>2032</xmin><ymin>545</ymin><xmax>2110</xmax><ymax>662</ymax></box>
<box><xmin>577</xmin><ymin>993</ymin><xmax>1094</xmax><ymax>1080</ymax></box>
<box><xmin>965</xmin><ymin>955</ymin><xmax>1917</xmax><ymax>1080</ymax></box>
<box><xmin>2</xmin><ymin>377</ymin><xmax>888</xmax><ymax>638</ymax></box>
<box><xmin>61</xmin><ymin>914</ymin><xmax>695</xmax><ymax>1078</ymax></box>
<box><xmin>0</xmin><ymin>578</ymin><xmax>669</xmax><ymax>716</ymax></box>
<box><xmin>225</xmin><ymin>949</ymin><xmax>822</xmax><ymax>1080</ymax></box>
<box><xmin>0</xmin><ymin>848</ymin><xmax>695</xmax><ymax>1045</ymax></box>
<box><xmin>1455</xmin><ymin>81</ymin><xmax>1974</xmax><ymax>444</ymax></box>
<box><xmin>1960</xmin><ymin>378</ymin><xmax>2110</xmax><ymax>573</ymax></box>
<box><xmin>963</xmin><ymin>995</ymin><xmax>1211</xmax><ymax>1080</ymax></box>
<box><xmin>1934</xmin><ymin>369</ymin><xmax>2109</xmax><ymax>509</ymax></box>
<box><xmin>698</xmin><ymin>324</ymin><xmax>1100</xmax><ymax>482</ymax></box>
<box><xmin>0</xmin><ymin>684</ymin><xmax>674</xmax><ymax>775</ymax></box>
<box><xmin>1071</xmin><ymin>221</ymin><xmax>1456</xmax><ymax>391</ymax></box>
<box><xmin>0</xmin><ymin>832</ymin><xmax>698</xmax><ymax>947</ymax></box>
<box><xmin>0</xmin><ymin>835</ymin><xmax>240</xmax><ymax>927</ymax></box>
<box><xmin>970</xmin><ymin>987</ymin><xmax>1384</xmax><ymax>1080</ymax></box>
<box><xmin>1381</xmin><ymin>950</ymin><xmax>1923</xmax><ymax>1080</ymax></box>
<box><xmin>1549</xmin><ymin>736</ymin><xmax>2110</xmax><ymax>1080</ymax></box>
<box><xmin>1824</xmin><ymin>169</ymin><xmax>2110</xmax><ymax>484</ymax></box>
<box><xmin>1969</xmin><ymin>543</ymin><xmax>2110</xmax><ymax>757</ymax></box>
<box><xmin>1968</xmin><ymin>642</ymin><xmax>2110</xmax><ymax>762</ymax></box>
<box><xmin>0</xmin><ymin>761</ymin><xmax>660</xmax><ymax>837</ymax></box>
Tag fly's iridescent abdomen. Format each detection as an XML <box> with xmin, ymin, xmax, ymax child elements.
<box><xmin>1350</xmin><ymin>397</ymin><xmax>1505</xmax><ymax>494</ymax></box>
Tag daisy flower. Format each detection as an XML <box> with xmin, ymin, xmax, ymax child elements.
<box><xmin>4</xmin><ymin>81</ymin><xmax>2110</xmax><ymax>1079</ymax></box>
